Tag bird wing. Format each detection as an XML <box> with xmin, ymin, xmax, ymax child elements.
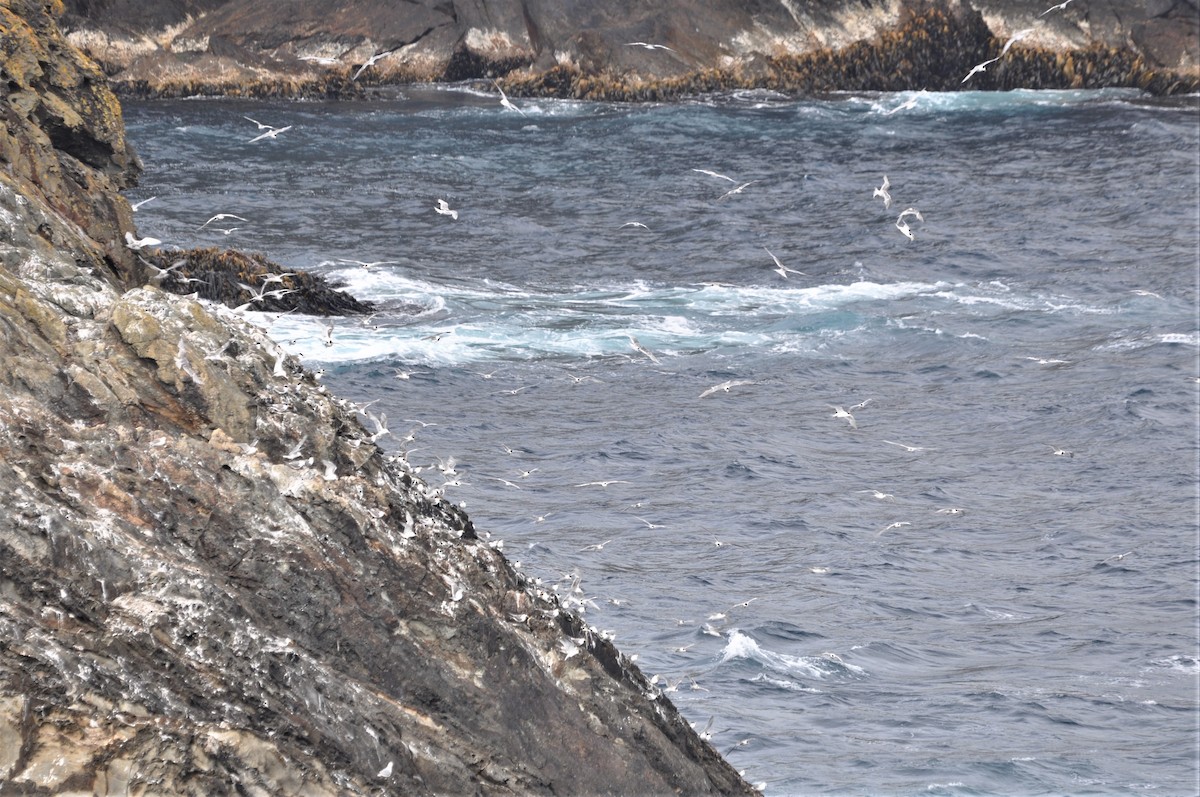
<box><xmin>692</xmin><ymin>168</ymin><xmax>736</xmax><ymax>183</ymax></box>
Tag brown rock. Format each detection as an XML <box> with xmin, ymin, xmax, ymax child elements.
<box><xmin>56</xmin><ymin>0</ymin><xmax>1200</xmax><ymax>97</ymax></box>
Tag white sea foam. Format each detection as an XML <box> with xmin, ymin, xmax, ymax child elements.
<box><xmin>264</xmin><ymin>276</ymin><xmax>956</xmax><ymax>365</ymax></box>
<box><xmin>720</xmin><ymin>631</ymin><xmax>865</xmax><ymax>680</ymax></box>
<box><xmin>1158</xmin><ymin>332</ymin><xmax>1200</xmax><ymax>346</ymax></box>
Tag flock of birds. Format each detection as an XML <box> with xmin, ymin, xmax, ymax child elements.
<box><xmin>121</xmin><ymin>5</ymin><xmax>1102</xmax><ymax>784</ymax></box>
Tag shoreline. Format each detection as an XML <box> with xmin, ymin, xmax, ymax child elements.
<box><xmin>68</xmin><ymin>1</ymin><xmax>1200</xmax><ymax>102</ymax></box>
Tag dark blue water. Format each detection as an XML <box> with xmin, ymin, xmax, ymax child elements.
<box><xmin>123</xmin><ymin>86</ymin><xmax>1200</xmax><ymax>796</ymax></box>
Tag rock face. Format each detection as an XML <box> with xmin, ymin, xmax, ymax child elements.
<box><xmin>0</xmin><ymin>2</ymin><xmax>755</xmax><ymax>793</ymax></box>
<box><xmin>57</xmin><ymin>0</ymin><xmax>1200</xmax><ymax>97</ymax></box>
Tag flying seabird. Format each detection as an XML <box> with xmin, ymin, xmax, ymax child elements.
<box><xmin>692</xmin><ymin>168</ymin><xmax>737</xmax><ymax>183</ymax></box>
<box><xmin>961</xmin><ymin>56</ymin><xmax>1000</xmax><ymax>84</ymax></box>
<box><xmin>1040</xmin><ymin>0</ymin><xmax>1074</xmax><ymax>15</ymax></box>
<box><xmin>435</xmin><ymin>199</ymin><xmax>459</xmax><ymax>220</ymax></box>
<box><xmin>764</xmin><ymin>247</ymin><xmax>805</xmax><ymax>279</ymax></box>
<box><xmin>199</xmin><ymin>213</ymin><xmax>247</xmax><ymax>230</ymax></box>
<box><xmin>336</xmin><ymin>258</ymin><xmax>399</xmax><ymax>269</ymax></box>
<box><xmin>130</xmin><ymin>195</ymin><xmax>157</xmax><ymax>211</ymax></box>
<box><xmin>717</xmin><ymin>180</ymin><xmax>757</xmax><ymax>200</ymax></box>
<box><xmin>249</xmin><ymin>125</ymin><xmax>292</xmax><ymax>143</ymax></box>
<box><xmin>626</xmin><ymin>42</ymin><xmax>675</xmax><ymax>51</ymax></box>
<box><xmin>699</xmin><ymin>379</ymin><xmax>757</xmax><ymax>398</ymax></box>
<box><xmin>895</xmin><ymin>207</ymin><xmax>924</xmax><ymax>241</ymax></box>
<box><xmin>627</xmin><ymin>335</ymin><xmax>660</xmax><ymax>363</ymax></box>
<box><xmin>353</xmin><ymin>47</ymin><xmax>400</xmax><ymax>81</ymax></box>
<box><xmin>873</xmin><ymin>175</ymin><xmax>892</xmax><ymax>208</ymax></box>
<box><xmin>999</xmin><ymin>28</ymin><xmax>1035</xmax><ymax>57</ymax></box>
<box><xmin>137</xmin><ymin>255</ymin><xmax>186</xmax><ymax>283</ymax></box>
<box><xmin>492</xmin><ymin>79</ymin><xmax>527</xmax><ymax>116</ymax></box>
<box><xmin>883</xmin><ymin>90</ymin><xmax>928</xmax><ymax>116</ymax></box>
<box><xmin>883</xmin><ymin>439</ymin><xmax>933</xmax><ymax>452</ymax></box>
<box><xmin>829</xmin><ymin>405</ymin><xmax>858</xmax><ymax>429</ymax></box>
<box><xmin>124</xmin><ymin>231</ymin><xmax>161</xmax><ymax>250</ymax></box>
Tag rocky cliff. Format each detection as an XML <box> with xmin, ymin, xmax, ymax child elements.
<box><xmin>57</xmin><ymin>0</ymin><xmax>1200</xmax><ymax>98</ymax></box>
<box><xmin>0</xmin><ymin>2</ymin><xmax>756</xmax><ymax>793</ymax></box>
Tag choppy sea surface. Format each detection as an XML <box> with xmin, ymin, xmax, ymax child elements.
<box><xmin>123</xmin><ymin>86</ymin><xmax>1199</xmax><ymax>796</ymax></box>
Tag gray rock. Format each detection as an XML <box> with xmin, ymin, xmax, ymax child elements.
<box><xmin>0</xmin><ymin>2</ymin><xmax>756</xmax><ymax>793</ymax></box>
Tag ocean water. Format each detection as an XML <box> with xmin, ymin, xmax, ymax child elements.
<box><xmin>123</xmin><ymin>86</ymin><xmax>1199</xmax><ymax>796</ymax></box>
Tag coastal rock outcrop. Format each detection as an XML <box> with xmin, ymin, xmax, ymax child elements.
<box><xmin>0</xmin><ymin>2</ymin><xmax>756</xmax><ymax>793</ymax></box>
<box><xmin>57</xmin><ymin>0</ymin><xmax>1200</xmax><ymax>98</ymax></box>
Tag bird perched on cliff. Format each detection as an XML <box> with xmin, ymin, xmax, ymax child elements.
<box><xmin>376</xmin><ymin>761</ymin><xmax>393</xmax><ymax>779</ymax></box>
<box><xmin>873</xmin><ymin>175</ymin><xmax>892</xmax><ymax>209</ymax></box>
<box><xmin>492</xmin><ymin>79</ymin><xmax>526</xmax><ymax>116</ymax></box>
<box><xmin>435</xmin><ymin>199</ymin><xmax>458</xmax><ymax>220</ymax></box>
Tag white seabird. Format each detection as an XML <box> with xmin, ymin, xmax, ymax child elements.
<box><xmin>699</xmin><ymin>379</ymin><xmax>756</xmax><ymax>398</ymax></box>
<box><xmin>124</xmin><ymin>231</ymin><xmax>161</xmax><ymax>250</ymax></box>
<box><xmin>249</xmin><ymin>125</ymin><xmax>292</xmax><ymax>143</ymax></box>
<box><xmin>873</xmin><ymin>175</ymin><xmax>892</xmax><ymax>208</ymax></box>
<box><xmin>764</xmin><ymin>246</ymin><xmax>805</xmax><ymax>279</ymax></box>
<box><xmin>492</xmin><ymin>79</ymin><xmax>527</xmax><ymax>116</ymax></box>
<box><xmin>829</xmin><ymin>405</ymin><xmax>857</xmax><ymax>429</ymax></box>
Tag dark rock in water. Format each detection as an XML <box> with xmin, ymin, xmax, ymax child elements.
<box><xmin>138</xmin><ymin>247</ymin><xmax>376</xmax><ymax>316</ymax></box>
<box><xmin>0</xmin><ymin>2</ymin><xmax>756</xmax><ymax>793</ymax></box>
<box><xmin>57</xmin><ymin>0</ymin><xmax>1200</xmax><ymax>97</ymax></box>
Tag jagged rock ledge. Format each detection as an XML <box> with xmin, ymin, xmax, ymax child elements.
<box><xmin>138</xmin><ymin>247</ymin><xmax>376</xmax><ymax>315</ymax></box>
<box><xmin>59</xmin><ymin>0</ymin><xmax>1200</xmax><ymax>99</ymax></box>
<box><xmin>0</xmin><ymin>1</ymin><xmax>755</xmax><ymax>792</ymax></box>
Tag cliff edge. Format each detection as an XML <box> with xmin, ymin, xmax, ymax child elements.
<box><xmin>57</xmin><ymin>0</ymin><xmax>1200</xmax><ymax>98</ymax></box>
<box><xmin>0</xmin><ymin>2</ymin><xmax>755</xmax><ymax>793</ymax></box>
